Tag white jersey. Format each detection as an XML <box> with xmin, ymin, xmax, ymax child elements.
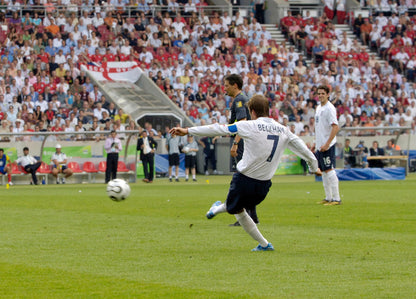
<box><xmin>51</xmin><ymin>152</ymin><xmax>67</xmax><ymax>165</ymax></box>
<box><xmin>188</xmin><ymin>117</ymin><xmax>318</xmax><ymax>181</ymax></box>
<box><xmin>315</xmin><ymin>101</ymin><xmax>338</xmax><ymax>150</ymax></box>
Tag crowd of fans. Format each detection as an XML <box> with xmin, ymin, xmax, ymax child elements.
<box><xmin>280</xmin><ymin>9</ymin><xmax>416</xmax><ymax>137</ymax></box>
<box><xmin>0</xmin><ymin>2</ymin><xmax>415</xmax><ymax>146</ymax></box>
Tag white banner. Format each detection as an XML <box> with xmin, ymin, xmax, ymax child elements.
<box><xmin>81</xmin><ymin>62</ymin><xmax>142</xmax><ymax>83</ymax></box>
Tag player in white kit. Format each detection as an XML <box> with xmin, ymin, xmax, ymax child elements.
<box><xmin>170</xmin><ymin>95</ymin><xmax>321</xmax><ymax>251</ymax></box>
<box><xmin>314</xmin><ymin>85</ymin><xmax>341</xmax><ymax>205</ymax></box>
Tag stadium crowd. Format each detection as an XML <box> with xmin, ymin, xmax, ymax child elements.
<box><xmin>0</xmin><ymin>1</ymin><xmax>415</xmax><ymax>146</ymax></box>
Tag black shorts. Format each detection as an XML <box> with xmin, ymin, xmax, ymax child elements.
<box><xmin>226</xmin><ymin>172</ymin><xmax>272</xmax><ymax>214</ymax></box>
<box><xmin>169</xmin><ymin>153</ymin><xmax>179</xmax><ymax>166</ymax></box>
<box><xmin>185</xmin><ymin>155</ymin><xmax>196</xmax><ymax>168</ymax></box>
<box><xmin>315</xmin><ymin>144</ymin><xmax>336</xmax><ymax>171</ymax></box>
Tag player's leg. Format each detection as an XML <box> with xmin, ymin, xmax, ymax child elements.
<box><xmin>323</xmin><ymin>145</ymin><xmax>341</xmax><ymax>205</ymax></box>
<box><xmin>316</xmin><ymin>150</ymin><xmax>332</xmax><ymax>204</ymax></box>
<box><xmin>6</xmin><ymin>165</ymin><xmax>12</xmax><ymax>184</ymax></box>
<box><xmin>235</xmin><ymin>210</ymin><xmax>272</xmax><ymax>251</ymax></box>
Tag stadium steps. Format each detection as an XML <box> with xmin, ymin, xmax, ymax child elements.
<box><xmin>263</xmin><ymin>24</ymin><xmax>313</xmax><ymax>65</ymax></box>
<box><xmin>334</xmin><ymin>24</ymin><xmax>387</xmax><ymax>65</ymax></box>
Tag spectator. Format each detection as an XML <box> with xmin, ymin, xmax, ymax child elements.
<box><xmin>369</xmin><ymin>141</ymin><xmax>385</xmax><ymax>168</ymax></box>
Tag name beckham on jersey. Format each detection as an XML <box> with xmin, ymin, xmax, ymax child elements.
<box><xmin>257</xmin><ymin>123</ymin><xmax>284</xmax><ymax>134</ymax></box>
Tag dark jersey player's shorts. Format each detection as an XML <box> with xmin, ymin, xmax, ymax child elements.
<box><xmin>225</xmin><ymin>172</ymin><xmax>272</xmax><ymax>214</ymax></box>
<box><xmin>315</xmin><ymin>144</ymin><xmax>336</xmax><ymax>172</ymax></box>
<box><xmin>169</xmin><ymin>153</ymin><xmax>179</xmax><ymax>166</ymax></box>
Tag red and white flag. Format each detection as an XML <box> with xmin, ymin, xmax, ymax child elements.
<box><xmin>81</xmin><ymin>62</ymin><xmax>142</xmax><ymax>83</ymax></box>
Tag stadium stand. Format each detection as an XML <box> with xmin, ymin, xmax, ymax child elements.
<box><xmin>0</xmin><ymin>1</ymin><xmax>414</xmax><ymax>181</ymax></box>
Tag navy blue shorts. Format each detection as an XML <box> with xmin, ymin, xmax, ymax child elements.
<box><xmin>54</xmin><ymin>165</ymin><xmax>68</xmax><ymax>172</ymax></box>
<box><xmin>185</xmin><ymin>155</ymin><xmax>196</xmax><ymax>168</ymax></box>
<box><xmin>315</xmin><ymin>144</ymin><xmax>336</xmax><ymax>171</ymax></box>
<box><xmin>169</xmin><ymin>153</ymin><xmax>179</xmax><ymax>166</ymax></box>
<box><xmin>226</xmin><ymin>172</ymin><xmax>272</xmax><ymax>214</ymax></box>
<box><xmin>0</xmin><ymin>167</ymin><xmax>6</xmax><ymax>174</ymax></box>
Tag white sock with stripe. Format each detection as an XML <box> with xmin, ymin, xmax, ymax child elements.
<box><xmin>327</xmin><ymin>170</ymin><xmax>340</xmax><ymax>201</ymax></box>
<box><xmin>235</xmin><ymin>210</ymin><xmax>268</xmax><ymax>247</ymax></box>
<box><xmin>322</xmin><ymin>172</ymin><xmax>333</xmax><ymax>201</ymax></box>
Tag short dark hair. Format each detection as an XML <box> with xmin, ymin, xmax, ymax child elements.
<box><xmin>23</xmin><ymin>147</ymin><xmax>29</xmax><ymax>151</ymax></box>
<box><xmin>224</xmin><ymin>74</ymin><xmax>243</xmax><ymax>90</ymax></box>
<box><xmin>247</xmin><ymin>95</ymin><xmax>269</xmax><ymax>118</ymax></box>
<box><xmin>317</xmin><ymin>85</ymin><xmax>330</xmax><ymax>94</ymax></box>
<box><xmin>0</xmin><ymin>148</ymin><xmax>3</xmax><ymax>152</ymax></box>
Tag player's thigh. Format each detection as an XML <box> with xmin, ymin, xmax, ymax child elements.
<box><xmin>226</xmin><ymin>173</ymin><xmax>271</xmax><ymax>214</ymax></box>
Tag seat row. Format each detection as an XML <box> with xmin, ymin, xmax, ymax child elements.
<box><xmin>2</xmin><ymin>161</ymin><xmax>135</xmax><ymax>185</ymax></box>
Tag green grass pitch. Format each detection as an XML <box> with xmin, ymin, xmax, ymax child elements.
<box><xmin>1</xmin><ymin>174</ymin><xmax>415</xmax><ymax>298</ymax></box>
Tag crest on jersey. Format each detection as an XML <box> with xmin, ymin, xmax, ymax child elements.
<box><xmin>237</xmin><ymin>101</ymin><xmax>243</xmax><ymax>108</ymax></box>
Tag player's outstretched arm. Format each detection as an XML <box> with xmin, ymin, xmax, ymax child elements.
<box><xmin>169</xmin><ymin>127</ymin><xmax>188</xmax><ymax>136</ymax></box>
<box><xmin>288</xmin><ymin>136</ymin><xmax>319</xmax><ymax>174</ymax></box>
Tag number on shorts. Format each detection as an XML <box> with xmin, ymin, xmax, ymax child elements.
<box><xmin>266</xmin><ymin>135</ymin><xmax>279</xmax><ymax>162</ymax></box>
<box><xmin>324</xmin><ymin>156</ymin><xmax>331</xmax><ymax>167</ymax></box>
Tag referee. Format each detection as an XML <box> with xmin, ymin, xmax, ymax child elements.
<box><xmin>104</xmin><ymin>130</ymin><xmax>122</xmax><ymax>183</ymax></box>
<box><xmin>225</xmin><ymin>74</ymin><xmax>259</xmax><ymax>226</ymax></box>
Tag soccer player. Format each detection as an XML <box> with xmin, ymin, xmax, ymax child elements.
<box><xmin>226</xmin><ymin>73</ymin><xmax>259</xmax><ymax>226</ymax></box>
<box><xmin>51</xmin><ymin>144</ymin><xmax>73</xmax><ymax>184</ymax></box>
<box><xmin>315</xmin><ymin>85</ymin><xmax>341</xmax><ymax>205</ymax></box>
<box><xmin>170</xmin><ymin>95</ymin><xmax>320</xmax><ymax>251</ymax></box>
<box><xmin>16</xmin><ymin>147</ymin><xmax>42</xmax><ymax>185</ymax></box>
<box><xmin>0</xmin><ymin>148</ymin><xmax>12</xmax><ymax>185</ymax></box>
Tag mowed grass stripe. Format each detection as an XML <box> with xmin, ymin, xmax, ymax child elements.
<box><xmin>0</xmin><ymin>175</ymin><xmax>415</xmax><ymax>298</ymax></box>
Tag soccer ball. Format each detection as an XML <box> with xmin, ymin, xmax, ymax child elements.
<box><xmin>183</xmin><ymin>146</ymin><xmax>190</xmax><ymax>153</ymax></box>
<box><xmin>107</xmin><ymin>179</ymin><xmax>131</xmax><ymax>201</ymax></box>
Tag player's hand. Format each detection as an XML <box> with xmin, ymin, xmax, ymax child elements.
<box><xmin>169</xmin><ymin>127</ymin><xmax>188</xmax><ymax>136</ymax></box>
<box><xmin>230</xmin><ymin>146</ymin><xmax>238</xmax><ymax>157</ymax></box>
<box><xmin>319</xmin><ymin>144</ymin><xmax>329</xmax><ymax>152</ymax></box>
<box><xmin>315</xmin><ymin>168</ymin><xmax>322</xmax><ymax>176</ymax></box>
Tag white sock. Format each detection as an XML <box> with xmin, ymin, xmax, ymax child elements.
<box><xmin>235</xmin><ymin>210</ymin><xmax>268</xmax><ymax>247</ymax></box>
<box><xmin>322</xmin><ymin>172</ymin><xmax>333</xmax><ymax>201</ymax></box>
<box><xmin>185</xmin><ymin>175</ymin><xmax>189</xmax><ymax>179</ymax></box>
<box><xmin>327</xmin><ymin>170</ymin><xmax>340</xmax><ymax>201</ymax></box>
<box><xmin>192</xmin><ymin>174</ymin><xmax>196</xmax><ymax>179</ymax></box>
<box><xmin>212</xmin><ymin>203</ymin><xmax>227</xmax><ymax>215</ymax></box>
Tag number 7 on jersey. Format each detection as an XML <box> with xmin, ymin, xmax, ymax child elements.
<box><xmin>266</xmin><ymin>135</ymin><xmax>279</xmax><ymax>162</ymax></box>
